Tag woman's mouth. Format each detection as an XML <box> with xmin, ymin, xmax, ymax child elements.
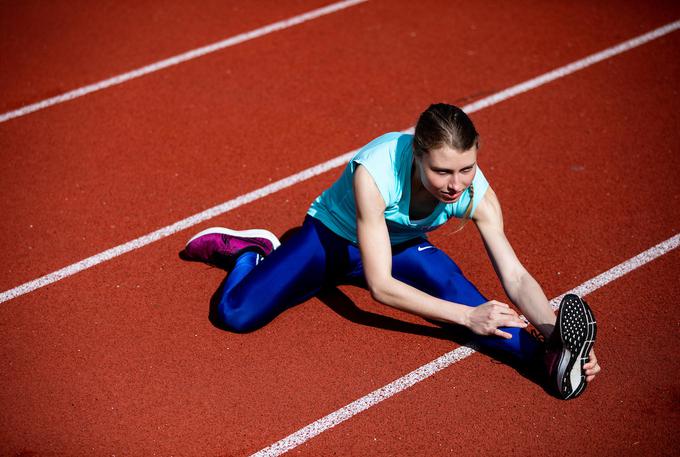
<box><xmin>440</xmin><ymin>191</ymin><xmax>461</xmax><ymax>202</ymax></box>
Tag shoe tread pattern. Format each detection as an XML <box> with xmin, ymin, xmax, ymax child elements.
<box><xmin>558</xmin><ymin>294</ymin><xmax>597</xmax><ymax>399</ymax></box>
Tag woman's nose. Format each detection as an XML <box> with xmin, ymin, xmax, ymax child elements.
<box><xmin>448</xmin><ymin>176</ymin><xmax>465</xmax><ymax>193</ymax></box>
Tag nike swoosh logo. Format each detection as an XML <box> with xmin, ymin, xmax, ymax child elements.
<box><xmin>417</xmin><ymin>245</ymin><xmax>434</xmax><ymax>252</ymax></box>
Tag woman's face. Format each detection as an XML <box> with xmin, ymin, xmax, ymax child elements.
<box><xmin>415</xmin><ymin>144</ymin><xmax>478</xmax><ymax>203</ymax></box>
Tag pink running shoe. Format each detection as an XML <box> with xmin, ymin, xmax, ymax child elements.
<box><xmin>180</xmin><ymin>227</ymin><xmax>280</xmax><ymax>268</ymax></box>
<box><xmin>545</xmin><ymin>294</ymin><xmax>597</xmax><ymax>400</ymax></box>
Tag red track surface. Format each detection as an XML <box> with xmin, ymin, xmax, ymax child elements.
<box><xmin>1</xmin><ymin>1</ymin><xmax>679</xmax><ymax>455</ymax></box>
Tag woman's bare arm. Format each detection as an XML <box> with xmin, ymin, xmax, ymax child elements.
<box><xmin>353</xmin><ymin>165</ymin><xmax>526</xmax><ymax>337</ymax></box>
<box><xmin>472</xmin><ymin>187</ymin><xmax>557</xmax><ymax>335</ymax></box>
<box><xmin>473</xmin><ymin>187</ymin><xmax>600</xmax><ymax>380</ymax></box>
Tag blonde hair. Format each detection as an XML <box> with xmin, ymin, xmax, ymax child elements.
<box><xmin>450</xmin><ymin>183</ymin><xmax>474</xmax><ymax>234</ymax></box>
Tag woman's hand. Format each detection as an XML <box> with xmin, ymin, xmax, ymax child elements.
<box><xmin>464</xmin><ymin>300</ymin><xmax>528</xmax><ymax>339</ymax></box>
<box><xmin>584</xmin><ymin>349</ymin><xmax>601</xmax><ymax>382</ymax></box>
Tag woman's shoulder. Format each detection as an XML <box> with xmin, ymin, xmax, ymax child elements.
<box><xmin>358</xmin><ymin>131</ymin><xmax>412</xmax><ymax>152</ymax></box>
<box><xmin>354</xmin><ymin>132</ymin><xmax>413</xmax><ymax>164</ymax></box>
<box><xmin>471</xmin><ymin>185</ymin><xmax>500</xmax><ymax>224</ymax></box>
<box><xmin>351</xmin><ymin>132</ymin><xmax>413</xmax><ymax>206</ymax></box>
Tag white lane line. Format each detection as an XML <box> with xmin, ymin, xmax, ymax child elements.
<box><xmin>0</xmin><ymin>19</ymin><xmax>678</xmax><ymax>305</ymax></box>
<box><xmin>251</xmin><ymin>233</ymin><xmax>680</xmax><ymax>457</ymax></box>
<box><xmin>548</xmin><ymin>233</ymin><xmax>680</xmax><ymax>309</ymax></box>
<box><xmin>0</xmin><ymin>0</ymin><xmax>368</xmax><ymax>124</ymax></box>
<box><xmin>463</xmin><ymin>20</ymin><xmax>680</xmax><ymax>114</ymax></box>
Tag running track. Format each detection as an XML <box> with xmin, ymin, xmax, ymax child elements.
<box><xmin>1</xmin><ymin>1</ymin><xmax>679</xmax><ymax>455</ymax></box>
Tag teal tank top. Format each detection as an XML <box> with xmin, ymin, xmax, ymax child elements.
<box><xmin>307</xmin><ymin>132</ymin><xmax>489</xmax><ymax>245</ymax></box>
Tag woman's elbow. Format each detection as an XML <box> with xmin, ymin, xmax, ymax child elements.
<box><xmin>366</xmin><ymin>277</ymin><xmax>391</xmax><ymax>303</ymax></box>
<box><xmin>503</xmin><ymin>268</ymin><xmax>529</xmax><ymax>297</ymax></box>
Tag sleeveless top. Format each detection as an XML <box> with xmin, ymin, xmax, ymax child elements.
<box><xmin>307</xmin><ymin>132</ymin><xmax>489</xmax><ymax>245</ymax></box>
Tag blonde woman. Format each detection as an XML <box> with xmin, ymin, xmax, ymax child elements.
<box><xmin>182</xmin><ymin>103</ymin><xmax>601</xmax><ymax>399</ymax></box>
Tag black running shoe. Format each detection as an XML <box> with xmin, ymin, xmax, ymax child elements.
<box><xmin>544</xmin><ymin>294</ymin><xmax>597</xmax><ymax>400</ymax></box>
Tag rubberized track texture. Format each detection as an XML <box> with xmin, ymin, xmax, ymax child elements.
<box><xmin>1</xmin><ymin>1</ymin><xmax>679</xmax><ymax>456</ymax></box>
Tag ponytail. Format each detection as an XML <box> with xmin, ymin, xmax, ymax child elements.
<box><xmin>450</xmin><ymin>183</ymin><xmax>474</xmax><ymax>234</ymax></box>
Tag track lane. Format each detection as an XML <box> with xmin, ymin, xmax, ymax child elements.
<box><xmin>294</xmin><ymin>249</ymin><xmax>680</xmax><ymax>456</ymax></box>
<box><xmin>0</xmin><ymin>0</ymin><xmax>335</xmax><ymax>112</ymax></box>
<box><xmin>250</xmin><ymin>30</ymin><xmax>680</xmax><ymax>454</ymax></box>
<box><xmin>2</xmin><ymin>1</ymin><xmax>678</xmax><ymax>292</ymax></box>
<box><xmin>5</xmin><ymin>19</ymin><xmax>679</xmax><ymax>305</ymax></box>
<box><xmin>1</xmin><ymin>28</ymin><xmax>679</xmax><ymax>455</ymax></box>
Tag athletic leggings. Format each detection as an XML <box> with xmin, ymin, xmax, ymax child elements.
<box><xmin>217</xmin><ymin>215</ymin><xmax>541</xmax><ymax>361</ymax></box>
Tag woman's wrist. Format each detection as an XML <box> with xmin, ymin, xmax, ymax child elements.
<box><xmin>447</xmin><ymin>301</ymin><xmax>472</xmax><ymax>327</ymax></box>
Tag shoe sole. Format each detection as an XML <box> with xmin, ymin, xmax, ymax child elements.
<box><xmin>185</xmin><ymin>227</ymin><xmax>281</xmax><ymax>250</ymax></box>
<box><xmin>555</xmin><ymin>294</ymin><xmax>597</xmax><ymax>400</ymax></box>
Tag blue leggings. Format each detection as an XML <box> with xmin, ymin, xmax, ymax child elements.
<box><xmin>216</xmin><ymin>216</ymin><xmax>540</xmax><ymax>361</ymax></box>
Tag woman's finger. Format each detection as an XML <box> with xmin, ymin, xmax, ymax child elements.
<box><xmin>493</xmin><ymin>328</ymin><xmax>512</xmax><ymax>339</ymax></box>
<box><xmin>499</xmin><ymin>317</ymin><xmax>528</xmax><ymax>328</ymax></box>
<box><xmin>497</xmin><ymin>307</ymin><xmax>518</xmax><ymax>317</ymax></box>
<box><xmin>585</xmin><ymin>363</ymin><xmax>601</xmax><ymax>376</ymax></box>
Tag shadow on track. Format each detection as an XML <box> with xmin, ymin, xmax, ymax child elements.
<box><xmin>179</xmin><ymin>225</ymin><xmax>555</xmax><ymax>397</ymax></box>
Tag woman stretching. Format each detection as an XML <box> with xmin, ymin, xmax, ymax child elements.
<box><xmin>181</xmin><ymin>103</ymin><xmax>601</xmax><ymax>399</ymax></box>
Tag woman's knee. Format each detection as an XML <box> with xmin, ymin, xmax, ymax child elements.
<box><xmin>216</xmin><ymin>303</ymin><xmax>261</xmax><ymax>333</ymax></box>
<box><xmin>215</xmin><ymin>291</ymin><xmax>263</xmax><ymax>333</ymax></box>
